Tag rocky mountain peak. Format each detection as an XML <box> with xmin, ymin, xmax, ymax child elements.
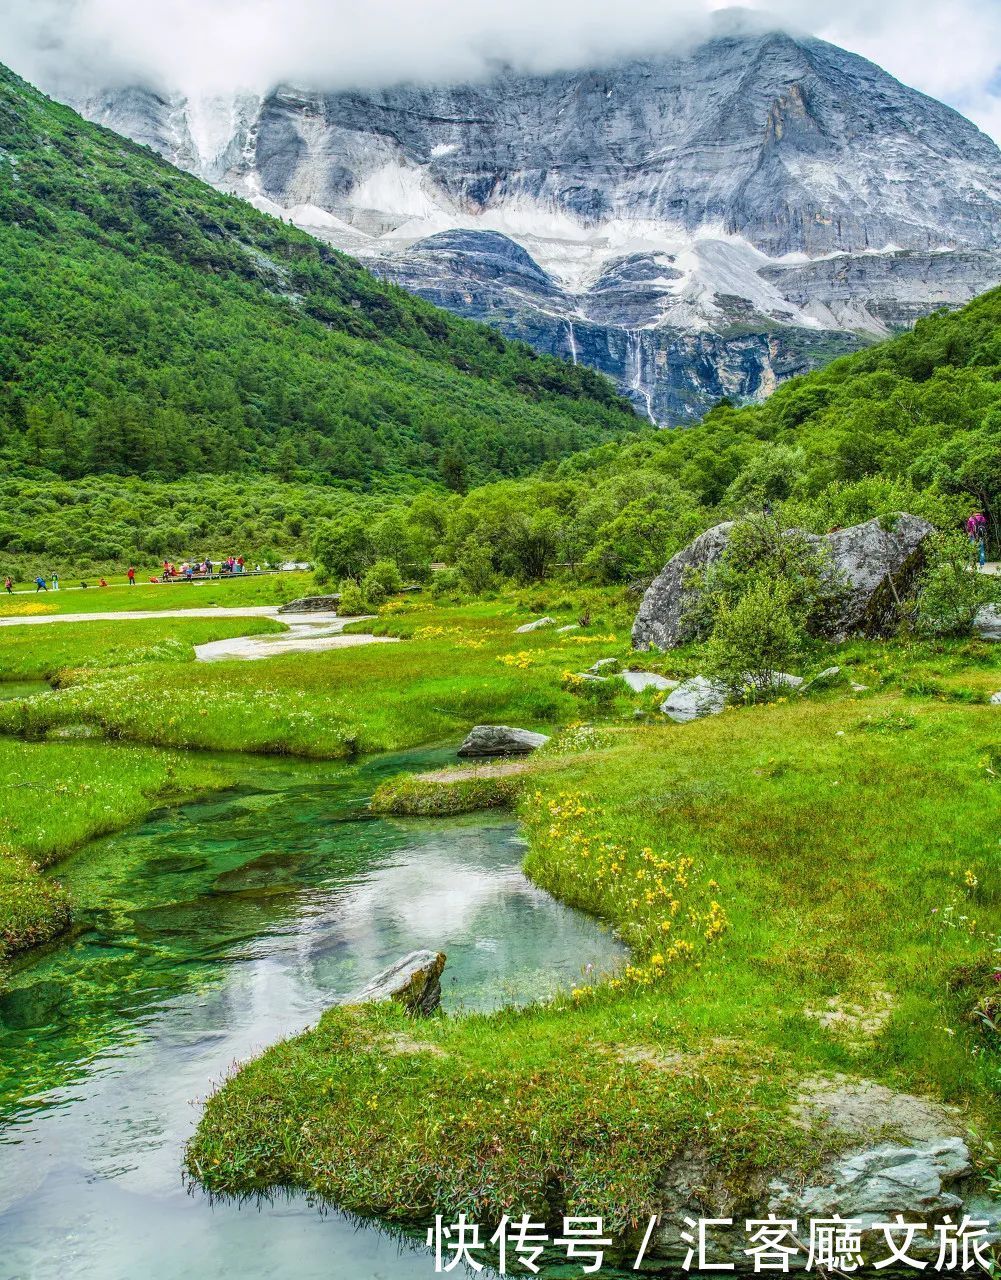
<box><xmin>72</xmin><ymin>29</ymin><xmax>1001</xmax><ymax>422</ymax></box>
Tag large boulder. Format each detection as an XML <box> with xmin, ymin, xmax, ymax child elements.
<box><xmin>632</xmin><ymin>522</ymin><xmax>734</xmax><ymax>649</ymax></box>
<box><xmin>278</xmin><ymin>595</ymin><xmax>340</xmax><ymax>613</ymax></box>
<box><xmin>352</xmin><ymin>950</ymin><xmax>446</xmax><ymax>1016</ymax></box>
<box><xmin>661</xmin><ymin>676</ymin><xmax>726</xmax><ymax>723</ymax></box>
<box><xmin>825</xmin><ymin>514</ymin><xmax>935</xmax><ymax>637</ymax></box>
<box><xmin>633</xmin><ymin>514</ymin><xmax>934</xmax><ymax>649</ymax></box>
<box><xmin>457</xmin><ymin>725</ymin><xmax>550</xmax><ymax>757</ymax></box>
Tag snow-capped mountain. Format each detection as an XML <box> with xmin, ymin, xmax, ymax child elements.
<box><xmin>76</xmin><ymin>28</ymin><xmax>1001</xmax><ymax>421</ymax></box>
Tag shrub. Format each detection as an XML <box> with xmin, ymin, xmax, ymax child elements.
<box><xmin>430</xmin><ymin>568</ymin><xmax>463</xmax><ymax>600</ymax></box>
<box><xmin>456</xmin><ymin>539</ymin><xmax>496</xmax><ymax>594</ymax></box>
<box><xmin>337</xmin><ymin>578</ymin><xmax>369</xmax><ymax>616</ymax></box>
<box><xmin>685</xmin><ymin>514</ymin><xmax>844</xmax><ymax>641</ymax></box>
<box><xmin>705</xmin><ymin>579</ymin><xmax>801</xmax><ymax>695</ymax></box>
<box><xmin>914</xmin><ymin>531</ymin><xmax>996</xmax><ymax>636</ymax></box>
<box><xmin>361</xmin><ymin>558</ymin><xmax>402</xmax><ymax>605</ymax></box>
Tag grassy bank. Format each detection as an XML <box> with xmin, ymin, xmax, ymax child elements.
<box><xmin>0</xmin><ymin>572</ymin><xmax>316</xmax><ymax>617</ymax></box>
<box><xmin>0</xmin><ymin>615</ymin><xmax>284</xmax><ymax>682</ymax></box>
<box><xmin>0</xmin><ymin>738</ymin><xmax>233</xmax><ymax>958</ymax></box>
<box><xmin>0</xmin><ymin>596</ymin><xmax>643</xmax><ymax>756</ymax></box>
<box><xmin>189</xmin><ymin>685</ymin><xmax>1001</xmax><ymax>1225</ymax></box>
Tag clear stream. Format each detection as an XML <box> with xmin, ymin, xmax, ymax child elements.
<box><xmin>0</xmin><ymin>746</ymin><xmax>623</xmax><ymax>1280</ymax></box>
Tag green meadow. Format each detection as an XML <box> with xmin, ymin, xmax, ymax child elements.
<box><xmin>188</xmin><ymin>677</ymin><xmax>1001</xmax><ymax>1224</ymax></box>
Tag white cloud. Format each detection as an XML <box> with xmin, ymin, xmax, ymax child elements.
<box><xmin>0</xmin><ymin>0</ymin><xmax>999</xmax><ymax>142</ymax></box>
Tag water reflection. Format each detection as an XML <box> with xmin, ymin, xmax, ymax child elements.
<box><xmin>0</xmin><ymin>748</ymin><xmax>623</xmax><ymax>1280</ymax></box>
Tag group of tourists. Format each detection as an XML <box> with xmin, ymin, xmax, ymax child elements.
<box><xmin>24</xmin><ymin>573</ymin><xmax>107</xmax><ymax>592</ymax></box>
<box><xmin>159</xmin><ymin>556</ymin><xmax>247</xmax><ymax>582</ymax></box>
<box><xmin>3</xmin><ymin>554</ymin><xmax>255</xmax><ymax>594</ymax></box>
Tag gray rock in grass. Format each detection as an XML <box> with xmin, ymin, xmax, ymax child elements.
<box><xmin>457</xmin><ymin>725</ymin><xmax>550</xmax><ymax>757</ymax></box>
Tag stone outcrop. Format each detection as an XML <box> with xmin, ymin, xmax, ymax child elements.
<box><xmin>514</xmin><ymin>617</ymin><xmax>555</xmax><ymax>634</ymax></box>
<box><xmin>278</xmin><ymin>595</ymin><xmax>340</xmax><ymax>613</ymax></box>
<box><xmin>621</xmin><ymin>671</ymin><xmax>678</xmax><ymax>693</ymax></box>
<box><xmin>634</xmin><ymin>515</ymin><xmax>934</xmax><ymax>649</ymax></box>
<box><xmin>801</xmin><ymin>665</ymin><xmax>843</xmax><ymax>692</ymax></box>
<box><xmin>644</xmin><ymin>1074</ymin><xmax>1000</xmax><ymax>1269</ymax></box>
<box><xmin>352</xmin><ymin>950</ymin><xmax>446</xmax><ymax>1016</ymax></box>
<box><xmin>457</xmin><ymin>725</ymin><xmax>550</xmax><ymax>757</ymax></box>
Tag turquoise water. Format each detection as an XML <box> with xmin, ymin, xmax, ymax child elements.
<box><xmin>0</xmin><ymin>747</ymin><xmax>623</xmax><ymax>1280</ymax></box>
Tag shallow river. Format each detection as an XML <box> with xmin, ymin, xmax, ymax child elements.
<box><xmin>0</xmin><ymin>746</ymin><xmax>623</xmax><ymax>1280</ymax></box>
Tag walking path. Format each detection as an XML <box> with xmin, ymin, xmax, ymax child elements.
<box><xmin>0</xmin><ymin>606</ymin><xmax>399</xmax><ymax>662</ymax></box>
<box><xmin>0</xmin><ymin>606</ymin><xmax>283</xmax><ymax>626</ymax></box>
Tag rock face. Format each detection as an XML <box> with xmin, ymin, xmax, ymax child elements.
<box><xmin>74</xmin><ymin>22</ymin><xmax>1001</xmax><ymax>422</ymax></box>
<box><xmin>646</xmin><ymin>1075</ymin><xmax>1001</xmax><ymax>1269</ymax></box>
<box><xmin>634</xmin><ymin>515</ymin><xmax>934</xmax><ymax>649</ymax></box>
<box><xmin>457</xmin><ymin>725</ymin><xmax>550</xmax><ymax>757</ymax></box>
<box><xmin>514</xmin><ymin>617</ymin><xmax>556</xmax><ymax>634</ymax></box>
<box><xmin>278</xmin><ymin>595</ymin><xmax>340</xmax><ymax>613</ymax></box>
<box><xmin>352</xmin><ymin>950</ymin><xmax>446</xmax><ymax>1016</ymax></box>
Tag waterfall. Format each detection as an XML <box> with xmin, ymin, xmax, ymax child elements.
<box><xmin>566</xmin><ymin>320</ymin><xmax>579</xmax><ymax>366</ymax></box>
<box><xmin>627</xmin><ymin>330</ymin><xmax>656</xmax><ymax>425</ymax></box>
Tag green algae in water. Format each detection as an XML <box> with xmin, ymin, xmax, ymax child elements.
<box><xmin>0</xmin><ymin>748</ymin><xmax>623</xmax><ymax>1280</ymax></box>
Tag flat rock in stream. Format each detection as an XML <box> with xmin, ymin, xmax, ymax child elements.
<box><xmin>457</xmin><ymin>725</ymin><xmax>550</xmax><ymax>757</ymax></box>
<box><xmin>278</xmin><ymin>595</ymin><xmax>341</xmax><ymax>613</ymax></box>
<box><xmin>352</xmin><ymin>950</ymin><xmax>446</xmax><ymax>1017</ymax></box>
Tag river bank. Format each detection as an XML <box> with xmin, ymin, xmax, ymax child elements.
<box><xmin>0</xmin><ymin>746</ymin><xmax>623</xmax><ymax>1280</ymax></box>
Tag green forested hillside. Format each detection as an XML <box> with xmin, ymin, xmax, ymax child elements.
<box><xmin>2</xmin><ymin>287</ymin><xmax>1000</xmax><ymax>576</ymax></box>
<box><xmin>0</xmin><ymin>63</ymin><xmax>639</xmax><ymax>490</ymax></box>
<box><xmin>2</xmin><ymin>46</ymin><xmax>999</xmax><ymax>577</ymax></box>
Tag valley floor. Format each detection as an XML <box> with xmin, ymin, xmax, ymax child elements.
<box><xmin>2</xmin><ymin>579</ymin><xmax>1001</xmax><ymax>1261</ymax></box>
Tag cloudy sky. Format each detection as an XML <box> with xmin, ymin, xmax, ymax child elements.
<box><xmin>2</xmin><ymin>0</ymin><xmax>1000</xmax><ymax>142</ymax></box>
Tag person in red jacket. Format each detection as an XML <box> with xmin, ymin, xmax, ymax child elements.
<box><xmin>127</xmin><ymin>565</ymin><xmax>136</xmax><ymax>586</ymax></box>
